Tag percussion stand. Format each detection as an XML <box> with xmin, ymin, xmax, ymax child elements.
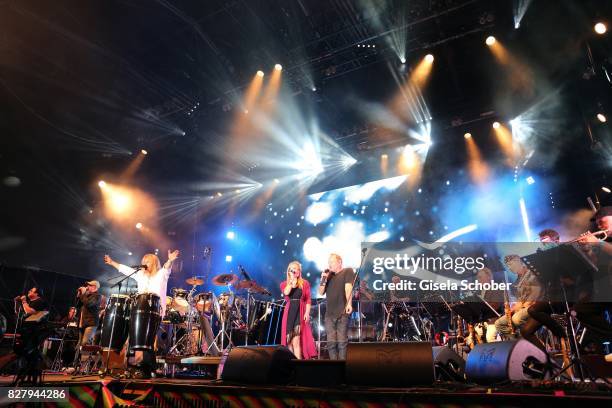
<box><xmin>50</xmin><ymin>324</ymin><xmax>70</xmax><ymax>372</ymax></box>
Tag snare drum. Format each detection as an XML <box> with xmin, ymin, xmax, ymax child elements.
<box><xmin>129</xmin><ymin>293</ymin><xmax>161</xmax><ymax>351</ymax></box>
<box><xmin>99</xmin><ymin>294</ymin><xmax>131</xmax><ymax>351</ymax></box>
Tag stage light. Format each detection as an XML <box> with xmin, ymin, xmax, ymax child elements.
<box><xmin>381</xmin><ymin>154</ymin><xmax>388</xmax><ymax>159</ymax></box>
<box><xmin>464</xmin><ymin>132</ymin><xmax>472</xmax><ymax>139</ymax></box>
<box><xmin>256</xmin><ymin>70</ymin><xmax>264</xmax><ymax>77</ymax></box>
<box><xmin>602</xmin><ymin>186</ymin><xmax>611</xmax><ymax>193</ymax></box>
<box><xmin>400</xmin><ymin>57</ymin><xmax>406</xmax><ymax>64</ymax></box>
<box><xmin>226</xmin><ymin>231</ymin><xmax>235</xmax><ymax>240</ymax></box>
<box><xmin>486</xmin><ymin>36</ymin><xmax>496</xmax><ymax>46</ymax></box>
<box><xmin>274</xmin><ymin>178</ymin><xmax>280</xmax><ymax>184</ymax></box>
<box><xmin>217</xmin><ymin>192</ymin><xmax>223</xmax><ymax>197</ymax></box>
<box><xmin>492</xmin><ymin>121</ymin><xmax>501</xmax><ymax>129</ymax></box>
<box><xmin>141</xmin><ymin>149</ymin><xmax>148</xmax><ymax>155</ymax></box>
<box><xmin>597</xmin><ymin>113</ymin><xmax>607</xmax><ymax>123</ymax></box>
<box><xmin>425</xmin><ymin>54</ymin><xmax>434</xmax><ymax>63</ymax></box>
<box><xmin>225</xmin><ymin>255</ymin><xmax>232</xmax><ymax>262</ymax></box>
<box><xmin>274</xmin><ymin>64</ymin><xmax>282</xmax><ymax>71</ymax></box>
<box><xmin>110</xmin><ymin>193</ymin><xmax>130</xmax><ymax>212</ymax></box>
<box><xmin>312</xmin><ymin>86</ymin><xmax>317</xmax><ymax>92</ymax></box>
<box><xmin>98</xmin><ymin>180</ymin><xmax>106</xmax><ymax>188</ymax></box>
<box><xmin>595</xmin><ymin>22</ymin><xmax>607</xmax><ymax>35</ymax></box>
<box><xmin>526</xmin><ymin>176</ymin><xmax>535</xmax><ymax>185</ymax></box>
<box><xmin>135</xmin><ymin>222</ymin><xmax>143</xmax><ymax>229</ymax></box>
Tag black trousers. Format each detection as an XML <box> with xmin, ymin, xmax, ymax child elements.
<box><xmin>324</xmin><ymin>314</ymin><xmax>349</xmax><ymax>360</ymax></box>
<box><xmin>520</xmin><ymin>302</ymin><xmax>565</xmax><ymax>352</ymax></box>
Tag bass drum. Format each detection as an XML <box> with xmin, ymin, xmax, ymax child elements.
<box><xmin>99</xmin><ymin>294</ymin><xmax>131</xmax><ymax>351</ymax></box>
<box><xmin>129</xmin><ymin>293</ymin><xmax>161</xmax><ymax>351</ymax></box>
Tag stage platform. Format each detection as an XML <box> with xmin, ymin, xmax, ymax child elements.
<box><xmin>1</xmin><ymin>373</ymin><xmax>611</xmax><ymax>407</ymax></box>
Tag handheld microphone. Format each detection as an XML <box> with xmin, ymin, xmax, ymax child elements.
<box><xmin>320</xmin><ymin>269</ymin><xmax>331</xmax><ymax>286</ymax></box>
<box><xmin>131</xmin><ymin>264</ymin><xmax>148</xmax><ymax>270</ymax></box>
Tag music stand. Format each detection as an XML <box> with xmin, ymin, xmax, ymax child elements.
<box><xmin>521</xmin><ymin>243</ymin><xmax>598</xmax><ymax>381</ymax></box>
<box><xmin>450</xmin><ymin>294</ymin><xmax>500</xmax><ymax>324</ymax></box>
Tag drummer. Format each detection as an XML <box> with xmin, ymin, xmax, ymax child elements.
<box><xmin>104</xmin><ymin>249</ymin><xmax>179</xmax><ymax>378</ymax></box>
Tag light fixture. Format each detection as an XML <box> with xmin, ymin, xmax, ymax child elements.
<box><xmin>486</xmin><ymin>36</ymin><xmax>496</xmax><ymax>46</ymax></box>
<box><xmin>594</xmin><ymin>22</ymin><xmax>607</xmax><ymax>35</ymax></box>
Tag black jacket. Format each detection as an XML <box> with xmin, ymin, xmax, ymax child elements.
<box><xmin>77</xmin><ymin>292</ymin><xmax>102</xmax><ymax>328</ymax></box>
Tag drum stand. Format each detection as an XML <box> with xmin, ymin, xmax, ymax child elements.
<box><xmin>207</xmin><ymin>308</ymin><xmax>233</xmax><ymax>353</ymax></box>
<box><xmin>168</xmin><ymin>287</ymin><xmax>199</xmax><ymax>356</ymax></box>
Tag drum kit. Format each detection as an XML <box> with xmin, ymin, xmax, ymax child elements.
<box><xmin>97</xmin><ymin>271</ymin><xmax>277</xmax><ymax>365</ymax></box>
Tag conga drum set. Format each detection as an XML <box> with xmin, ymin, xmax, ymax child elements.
<box><xmin>97</xmin><ymin>271</ymin><xmax>278</xmax><ymax>368</ymax></box>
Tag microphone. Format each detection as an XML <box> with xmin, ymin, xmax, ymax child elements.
<box><xmin>239</xmin><ymin>265</ymin><xmax>252</xmax><ymax>281</ymax></box>
<box><xmin>320</xmin><ymin>269</ymin><xmax>331</xmax><ymax>286</ymax></box>
<box><xmin>131</xmin><ymin>264</ymin><xmax>148</xmax><ymax>270</ymax></box>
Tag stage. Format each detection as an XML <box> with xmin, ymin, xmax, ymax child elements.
<box><xmin>1</xmin><ymin>373</ymin><xmax>611</xmax><ymax>407</ymax></box>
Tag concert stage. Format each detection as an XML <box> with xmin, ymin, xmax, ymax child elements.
<box><xmin>1</xmin><ymin>373</ymin><xmax>611</xmax><ymax>407</ymax></box>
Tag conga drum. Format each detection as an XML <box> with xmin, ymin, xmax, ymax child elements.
<box><xmin>129</xmin><ymin>293</ymin><xmax>161</xmax><ymax>351</ymax></box>
<box><xmin>99</xmin><ymin>294</ymin><xmax>131</xmax><ymax>351</ymax></box>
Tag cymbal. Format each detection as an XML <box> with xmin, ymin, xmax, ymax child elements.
<box><xmin>186</xmin><ymin>277</ymin><xmax>204</xmax><ymax>286</ymax></box>
<box><xmin>235</xmin><ymin>279</ymin><xmax>268</xmax><ymax>294</ymax></box>
<box><xmin>235</xmin><ymin>280</ymin><xmax>255</xmax><ymax>290</ymax></box>
<box><xmin>211</xmin><ymin>273</ymin><xmax>239</xmax><ymax>286</ymax></box>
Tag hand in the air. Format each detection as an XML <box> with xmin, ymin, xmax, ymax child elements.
<box><xmin>104</xmin><ymin>254</ymin><xmax>113</xmax><ymax>265</ymax></box>
<box><xmin>303</xmin><ymin>312</ymin><xmax>310</xmax><ymax>322</ymax></box>
<box><xmin>168</xmin><ymin>249</ymin><xmax>180</xmax><ymax>261</ymax></box>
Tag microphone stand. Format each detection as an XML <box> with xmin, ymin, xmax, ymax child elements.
<box><xmin>344</xmin><ymin>248</ymin><xmax>369</xmax><ymax>344</ymax></box>
<box><xmin>100</xmin><ymin>266</ymin><xmax>144</xmax><ymax>378</ymax></box>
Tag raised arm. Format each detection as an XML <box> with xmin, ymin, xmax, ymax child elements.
<box><xmin>164</xmin><ymin>249</ymin><xmax>180</xmax><ymax>270</ymax></box>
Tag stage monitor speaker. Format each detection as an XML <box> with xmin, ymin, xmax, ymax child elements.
<box><xmin>220</xmin><ymin>346</ymin><xmax>295</xmax><ymax>384</ymax></box>
<box><xmin>432</xmin><ymin>346</ymin><xmax>465</xmax><ymax>381</ymax></box>
<box><xmin>346</xmin><ymin>342</ymin><xmax>434</xmax><ymax>387</ymax></box>
<box><xmin>465</xmin><ymin>340</ymin><xmax>549</xmax><ymax>384</ymax></box>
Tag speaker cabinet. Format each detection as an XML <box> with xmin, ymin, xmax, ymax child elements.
<box><xmin>465</xmin><ymin>340</ymin><xmax>549</xmax><ymax>384</ymax></box>
<box><xmin>432</xmin><ymin>346</ymin><xmax>465</xmax><ymax>381</ymax></box>
<box><xmin>220</xmin><ymin>346</ymin><xmax>295</xmax><ymax>384</ymax></box>
<box><xmin>346</xmin><ymin>342</ymin><xmax>434</xmax><ymax>386</ymax></box>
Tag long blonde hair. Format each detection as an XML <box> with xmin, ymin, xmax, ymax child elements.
<box><xmin>286</xmin><ymin>261</ymin><xmax>304</xmax><ymax>289</ymax></box>
<box><xmin>142</xmin><ymin>253</ymin><xmax>162</xmax><ymax>276</ymax></box>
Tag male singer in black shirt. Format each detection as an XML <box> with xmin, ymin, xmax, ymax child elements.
<box><xmin>318</xmin><ymin>253</ymin><xmax>354</xmax><ymax>360</ymax></box>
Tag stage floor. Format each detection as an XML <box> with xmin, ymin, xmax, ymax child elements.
<box><xmin>1</xmin><ymin>373</ymin><xmax>612</xmax><ymax>407</ymax></box>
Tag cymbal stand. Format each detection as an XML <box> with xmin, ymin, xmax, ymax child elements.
<box><xmin>244</xmin><ymin>289</ymin><xmax>252</xmax><ymax>346</ymax></box>
<box><xmin>206</xmin><ymin>284</ymin><xmax>234</xmax><ymax>353</ymax></box>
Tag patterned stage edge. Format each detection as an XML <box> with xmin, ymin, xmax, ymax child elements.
<box><xmin>4</xmin><ymin>379</ymin><xmax>612</xmax><ymax>407</ymax></box>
